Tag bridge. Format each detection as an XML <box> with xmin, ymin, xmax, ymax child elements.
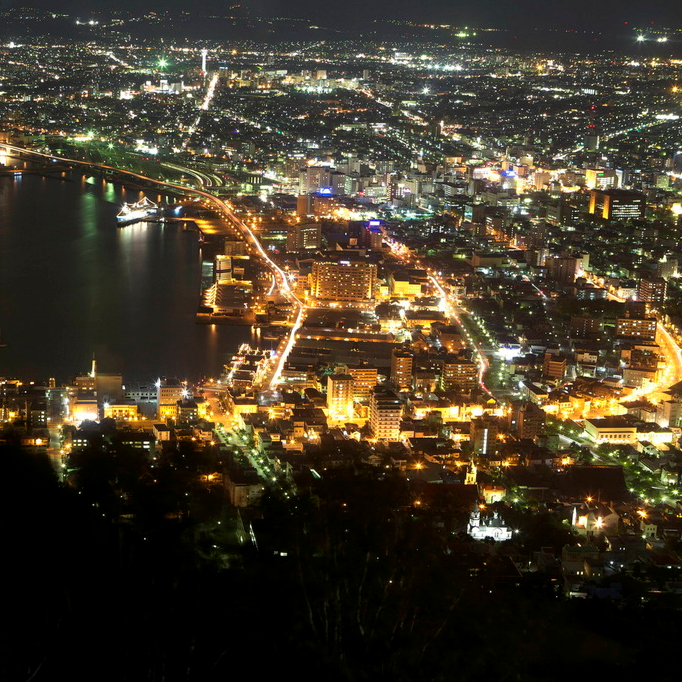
<box><xmin>0</xmin><ymin>163</ymin><xmax>71</xmax><ymax>177</ymax></box>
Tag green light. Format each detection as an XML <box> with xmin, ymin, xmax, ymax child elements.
<box><xmin>158</xmin><ymin>57</ymin><xmax>168</xmax><ymax>69</ymax></box>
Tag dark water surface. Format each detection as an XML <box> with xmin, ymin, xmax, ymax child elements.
<box><xmin>0</xmin><ymin>156</ymin><xmax>250</xmax><ymax>383</ymax></box>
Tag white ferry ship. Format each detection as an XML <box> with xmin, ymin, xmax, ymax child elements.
<box><xmin>116</xmin><ymin>197</ymin><xmax>158</xmax><ymax>226</ymax></box>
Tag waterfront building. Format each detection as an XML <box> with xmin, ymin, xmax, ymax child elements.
<box><xmin>72</xmin><ymin>358</ymin><xmax>123</xmax><ymax>404</ymax></box>
<box><xmin>224</xmin><ymin>239</ymin><xmax>247</xmax><ymax>256</ymax></box>
<box><xmin>157</xmin><ymin>378</ymin><xmax>185</xmax><ymax>421</ymax></box>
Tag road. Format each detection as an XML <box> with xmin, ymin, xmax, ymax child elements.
<box><xmin>656</xmin><ymin>322</ymin><xmax>682</xmax><ymax>390</ymax></box>
<box><xmin>428</xmin><ymin>273</ymin><xmax>498</xmax><ymax>401</ymax></box>
<box><xmin>161</xmin><ymin>160</ymin><xmax>223</xmax><ymax>188</ymax></box>
<box><xmin>585</xmin><ymin>273</ymin><xmax>682</xmax><ymax>402</ymax></box>
<box><xmin>202</xmin><ymin>386</ymin><xmax>291</xmax><ymax>492</ymax></box>
<box><xmin>384</xmin><ymin>237</ymin><xmax>498</xmax><ymax>400</ymax></box>
<box><xmin>185</xmin><ymin>73</ymin><xmax>220</xmax><ymax>145</ymax></box>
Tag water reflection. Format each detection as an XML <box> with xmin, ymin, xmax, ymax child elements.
<box><xmin>0</xmin><ymin>169</ymin><xmax>250</xmax><ymax>382</ymax></box>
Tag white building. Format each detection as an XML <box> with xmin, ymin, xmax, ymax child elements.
<box><xmin>369</xmin><ymin>388</ymin><xmax>402</xmax><ymax>441</ymax></box>
<box><xmin>468</xmin><ymin>508</ymin><xmax>513</xmax><ymax>541</ymax></box>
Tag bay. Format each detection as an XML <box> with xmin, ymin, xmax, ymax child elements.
<box><xmin>0</xmin><ymin>156</ymin><xmax>250</xmax><ymax>384</ymax></box>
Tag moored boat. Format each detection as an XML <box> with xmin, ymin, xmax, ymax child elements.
<box><xmin>116</xmin><ymin>197</ymin><xmax>158</xmax><ymax>226</ymax></box>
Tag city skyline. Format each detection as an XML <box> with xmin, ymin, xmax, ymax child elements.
<box><xmin>5</xmin><ymin>7</ymin><xmax>682</xmax><ymax>680</ymax></box>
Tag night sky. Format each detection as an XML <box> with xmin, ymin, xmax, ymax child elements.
<box><xmin>6</xmin><ymin>0</ymin><xmax>682</xmax><ymax>31</ymax></box>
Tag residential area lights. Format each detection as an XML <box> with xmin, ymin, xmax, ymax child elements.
<box><xmin>5</xmin><ymin>40</ymin><xmax>682</xmax><ymax>439</ymax></box>
<box><xmin>11</xmin><ymin>23</ymin><xmax>682</xmax><ymax>675</ymax></box>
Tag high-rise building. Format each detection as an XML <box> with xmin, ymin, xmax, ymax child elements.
<box><xmin>672</xmin><ymin>150</ymin><xmax>682</xmax><ymax>175</ymax></box>
<box><xmin>362</xmin><ymin>220</ymin><xmax>385</xmax><ymax>250</ymax></box>
<box><xmin>367</xmin><ymin>226</ymin><xmax>383</xmax><ymax>250</ymax></box>
<box><xmin>570</xmin><ymin>316</ymin><xmax>602</xmax><ymax>338</ymax></box>
<box><xmin>369</xmin><ymin>387</ymin><xmax>402</xmax><ymax>441</ymax></box>
<box><xmin>545</xmin><ymin>256</ymin><xmax>579</xmax><ymax>284</ymax></box>
<box><xmin>310</xmin><ymin>260</ymin><xmax>377</xmax><ymax>302</ymax></box>
<box><xmin>391</xmin><ymin>349</ymin><xmax>414</xmax><ymax>391</ymax></box>
<box><xmin>588</xmin><ymin>189</ymin><xmax>646</xmax><ymax>220</ymax></box>
<box><xmin>543</xmin><ymin>353</ymin><xmax>567</xmax><ymax>381</ymax></box>
<box><xmin>583</xmin><ymin>134</ymin><xmax>600</xmax><ymax>152</ymax></box>
<box><xmin>558</xmin><ymin>194</ymin><xmax>589</xmax><ymax>226</ymax></box>
<box><xmin>585</xmin><ymin>168</ymin><xmax>617</xmax><ymax>189</ymax></box>
<box><xmin>440</xmin><ymin>356</ymin><xmax>477</xmax><ymax>391</ymax></box>
<box><xmin>470</xmin><ymin>416</ymin><xmax>500</xmax><ymax>455</ymax></box>
<box><xmin>297</xmin><ymin>192</ymin><xmax>342</xmax><ymax>218</ymax></box>
<box><xmin>657</xmin><ymin>396</ymin><xmax>682</xmax><ymax>428</ymax></box>
<box><xmin>346</xmin><ymin>362</ymin><xmax>378</xmax><ymax>402</ymax></box>
<box><xmin>299</xmin><ymin>166</ymin><xmax>331</xmax><ymax>194</ymax></box>
<box><xmin>329</xmin><ymin>171</ymin><xmax>347</xmax><ymax>196</ymax></box>
<box><xmin>286</xmin><ymin>223</ymin><xmax>321</xmax><ymax>251</ymax></box>
<box><xmin>637</xmin><ymin>277</ymin><xmax>667</xmax><ymax>307</ymax></box>
<box><xmin>326</xmin><ymin>367</ymin><xmax>354</xmax><ymax>421</ymax></box>
<box><xmin>508</xmin><ymin>401</ymin><xmax>545</xmax><ymax>440</ymax></box>
<box><xmin>657</xmin><ymin>257</ymin><xmax>678</xmax><ymax>280</ymax></box>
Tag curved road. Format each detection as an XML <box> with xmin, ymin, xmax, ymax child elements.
<box><xmin>586</xmin><ymin>274</ymin><xmax>682</xmax><ymax>400</ymax></box>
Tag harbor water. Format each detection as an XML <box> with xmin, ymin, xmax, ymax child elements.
<box><xmin>0</xmin><ymin>155</ymin><xmax>251</xmax><ymax>383</ymax></box>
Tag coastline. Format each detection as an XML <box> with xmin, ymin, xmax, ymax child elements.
<box><xmin>0</xmin><ymin>147</ymin><xmax>253</xmax><ymax>383</ymax></box>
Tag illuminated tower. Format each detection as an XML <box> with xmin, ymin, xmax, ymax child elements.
<box><xmin>201</xmin><ymin>49</ymin><xmax>208</xmax><ymax>75</ymax></box>
<box><xmin>584</xmin><ymin>104</ymin><xmax>600</xmax><ymax>151</ymax></box>
<box><xmin>465</xmin><ymin>462</ymin><xmax>477</xmax><ymax>486</ymax></box>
